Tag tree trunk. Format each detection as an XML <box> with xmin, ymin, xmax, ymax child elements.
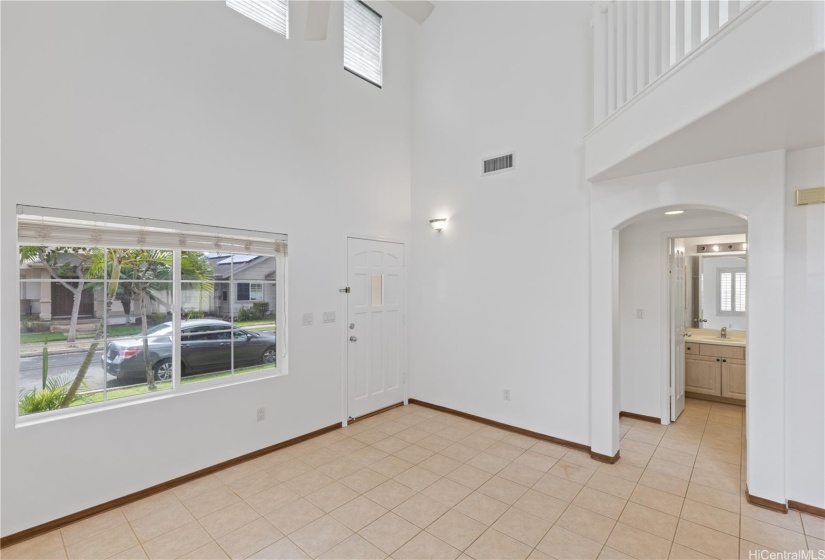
<box><xmin>139</xmin><ymin>289</ymin><xmax>156</xmax><ymax>390</ymax></box>
<box><xmin>60</xmin><ymin>251</ymin><xmax>124</xmax><ymax>407</ymax></box>
<box><xmin>66</xmin><ymin>271</ymin><xmax>85</xmax><ymax>344</ymax></box>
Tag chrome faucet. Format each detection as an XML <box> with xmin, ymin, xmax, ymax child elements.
<box><xmin>721</xmin><ymin>327</ymin><xmax>727</xmax><ymax>339</ymax></box>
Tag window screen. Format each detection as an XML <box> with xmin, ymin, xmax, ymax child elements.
<box><xmin>344</xmin><ymin>0</ymin><xmax>383</xmax><ymax>87</ymax></box>
<box><xmin>227</xmin><ymin>0</ymin><xmax>289</xmax><ymax>38</ymax></box>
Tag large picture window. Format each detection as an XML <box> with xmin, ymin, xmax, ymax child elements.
<box><xmin>16</xmin><ymin>207</ymin><xmax>287</xmax><ymax>419</ymax></box>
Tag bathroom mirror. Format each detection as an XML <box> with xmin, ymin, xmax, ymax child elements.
<box><xmin>688</xmin><ymin>255</ymin><xmax>747</xmax><ymax>331</ymax></box>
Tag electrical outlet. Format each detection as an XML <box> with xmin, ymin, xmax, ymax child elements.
<box><xmin>503</xmin><ymin>388</ymin><xmax>511</xmax><ymax>401</ymax></box>
<box><xmin>322</xmin><ymin>311</ymin><xmax>336</xmax><ymax>323</ymax></box>
<box><xmin>256</xmin><ymin>408</ymin><xmax>265</xmax><ymax>422</ymax></box>
<box><xmin>302</xmin><ymin>313</ymin><xmax>314</xmax><ymax>326</ymax></box>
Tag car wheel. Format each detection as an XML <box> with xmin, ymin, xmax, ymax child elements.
<box><xmin>261</xmin><ymin>346</ymin><xmax>276</xmax><ymax>365</ymax></box>
<box><xmin>153</xmin><ymin>358</ymin><xmax>173</xmax><ymax>382</ymax></box>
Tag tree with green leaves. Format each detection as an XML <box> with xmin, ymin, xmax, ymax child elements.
<box><xmin>60</xmin><ymin>249</ymin><xmax>214</xmax><ymax>404</ymax></box>
<box><xmin>116</xmin><ymin>250</ymin><xmax>173</xmax><ymax>390</ymax></box>
<box><xmin>19</xmin><ymin>246</ymin><xmax>102</xmax><ymax>344</ymax></box>
<box><xmin>60</xmin><ymin>248</ymin><xmax>126</xmax><ymax>406</ymax></box>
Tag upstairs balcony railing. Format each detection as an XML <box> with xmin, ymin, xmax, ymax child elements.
<box><xmin>592</xmin><ymin>0</ymin><xmax>761</xmax><ymax>127</ymax></box>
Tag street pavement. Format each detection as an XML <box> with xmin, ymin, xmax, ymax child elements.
<box><xmin>18</xmin><ymin>348</ymin><xmax>133</xmax><ymax>393</ymax></box>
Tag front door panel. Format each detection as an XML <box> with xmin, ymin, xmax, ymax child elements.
<box><xmin>347</xmin><ymin>238</ymin><xmax>404</xmax><ymax>419</ymax></box>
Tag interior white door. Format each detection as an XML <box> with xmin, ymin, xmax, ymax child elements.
<box><xmin>671</xmin><ymin>247</ymin><xmax>686</xmax><ymax>421</ymax></box>
<box><xmin>347</xmin><ymin>238</ymin><xmax>405</xmax><ymax>419</ymax></box>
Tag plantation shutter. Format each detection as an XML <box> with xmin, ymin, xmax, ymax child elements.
<box><xmin>734</xmin><ymin>272</ymin><xmax>747</xmax><ymax>312</ymax></box>
<box><xmin>226</xmin><ymin>0</ymin><xmax>289</xmax><ymax>38</ymax></box>
<box><xmin>720</xmin><ymin>271</ymin><xmax>733</xmax><ymax>312</ymax></box>
<box><xmin>17</xmin><ymin>206</ymin><xmax>288</xmax><ymax>257</ymax></box>
<box><xmin>344</xmin><ymin>0</ymin><xmax>383</xmax><ymax>87</ymax></box>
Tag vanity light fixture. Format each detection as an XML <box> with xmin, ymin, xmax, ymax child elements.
<box><xmin>429</xmin><ymin>218</ymin><xmax>448</xmax><ymax>232</ymax></box>
<box><xmin>697</xmin><ymin>242</ymin><xmax>747</xmax><ymax>253</ymax></box>
<box><xmin>665</xmin><ymin>210</ymin><xmax>684</xmax><ymax>215</ymax></box>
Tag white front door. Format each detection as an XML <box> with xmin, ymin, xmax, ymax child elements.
<box><xmin>671</xmin><ymin>247</ymin><xmax>686</xmax><ymax>421</ymax></box>
<box><xmin>346</xmin><ymin>238</ymin><xmax>405</xmax><ymax>419</ymax></box>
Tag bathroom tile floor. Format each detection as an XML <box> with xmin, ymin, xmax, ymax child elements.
<box><xmin>4</xmin><ymin>399</ymin><xmax>824</xmax><ymax>559</ymax></box>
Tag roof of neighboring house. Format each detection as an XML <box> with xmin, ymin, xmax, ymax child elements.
<box><xmin>211</xmin><ymin>254</ymin><xmax>276</xmax><ymax>280</ymax></box>
<box><xmin>20</xmin><ymin>252</ymin><xmax>87</xmax><ymax>271</ymax></box>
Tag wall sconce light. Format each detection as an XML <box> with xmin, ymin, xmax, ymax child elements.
<box><xmin>429</xmin><ymin>218</ymin><xmax>448</xmax><ymax>232</ymax></box>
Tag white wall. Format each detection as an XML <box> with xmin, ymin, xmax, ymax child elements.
<box><xmin>618</xmin><ymin>214</ymin><xmax>746</xmax><ymax>419</ymax></box>
<box><xmin>700</xmin><ymin>255</ymin><xmax>748</xmax><ymax>331</ymax></box>
<box><xmin>0</xmin><ymin>1</ymin><xmax>414</xmax><ymax>536</ymax></box>
<box><xmin>784</xmin><ymin>146</ymin><xmax>825</xmax><ymax>508</ymax></box>
<box><xmin>409</xmin><ymin>1</ymin><xmax>593</xmax><ymax>445</ymax></box>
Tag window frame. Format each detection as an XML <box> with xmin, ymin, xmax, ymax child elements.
<box><xmin>226</xmin><ymin>0</ymin><xmax>290</xmax><ymax>39</ymax></box>
<box><xmin>343</xmin><ymin>0</ymin><xmax>383</xmax><ymax>89</ymax></box>
<box><xmin>717</xmin><ymin>266</ymin><xmax>746</xmax><ymax>317</ymax></box>
<box><xmin>15</xmin><ymin>209</ymin><xmax>288</xmax><ymax>425</ymax></box>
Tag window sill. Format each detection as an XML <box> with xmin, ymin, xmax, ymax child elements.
<box><xmin>15</xmin><ymin>367</ymin><xmax>287</xmax><ymax>428</ymax></box>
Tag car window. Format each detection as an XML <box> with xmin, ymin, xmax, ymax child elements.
<box><xmin>212</xmin><ymin>330</ymin><xmax>232</xmax><ymax>340</ymax></box>
<box><xmin>147</xmin><ymin>323</ymin><xmax>172</xmax><ymax>336</ymax></box>
<box><xmin>182</xmin><ymin>326</ymin><xmax>212</xmax><ymax>341</ymax></box>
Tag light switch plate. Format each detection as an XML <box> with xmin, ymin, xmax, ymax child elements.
<box><xmin>302</xmin><ymin>313</ymin><xmax>314</xmax><ymax>326</ymax></box>
<box><xmin>636</xmin><ymin>309</ymin><xmax>644</xmax><ymax>319</ymax></box>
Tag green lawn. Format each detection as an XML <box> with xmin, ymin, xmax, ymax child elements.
<box><xmin>74</xmin><ymin>381</ymin><xmax>173</xmax><ymax>405</ymax></box>
<box><xmin>72</xmin><ymin>364</ymin><xmax>273</xmax><ymax>405</ymax></box>
<box><xmin>20</xmin><ymin>332</ymin><xmax>69</xmax><ymax>344</ymax></box>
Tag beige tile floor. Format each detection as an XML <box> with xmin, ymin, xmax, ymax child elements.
<box><xmin>4</xmin><ymin>399</ymin><xmax>825</xmax><ymax>560</ymax></box>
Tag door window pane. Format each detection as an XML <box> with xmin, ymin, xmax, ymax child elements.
<box><xmin>371</xmin><ymin>275</ymin><xmax>383</xmax><ymax>306</ymax></box>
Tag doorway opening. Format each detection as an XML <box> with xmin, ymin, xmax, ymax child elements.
<box><xmin>669</xmin><ymin>233</ymin><xmax>747</xmax><ymax>421</ymax></box>
<box><xmin>616</xmin><ymin>207</ymin><xmax>748</xmax><ymax>426</ymax></box>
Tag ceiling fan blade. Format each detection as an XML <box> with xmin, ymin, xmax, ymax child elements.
<box><xmin>305</xmin><ymin>0</ymin><xmax>331</xmax><ymax>41</ymax></box>
<box><xmin>389</xmin><ymin>1</ymin><xmax>435</xmax><ymax>24</ymax></box>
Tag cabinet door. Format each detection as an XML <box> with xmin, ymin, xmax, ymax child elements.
<box><xmin>686</xmin><ymin>356</ymin><xmax>722</xmax><ymax>396</ymax></box>
<box><xmin>721</xmin><ymin>359</ymin><xmax>746</xmax><ymax>400</ymax></box>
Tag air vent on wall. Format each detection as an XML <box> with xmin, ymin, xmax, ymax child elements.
<box><xmin>482</xmin><ymin>153</ymin><xmax>515</xmax><ymax>175</ymax></box>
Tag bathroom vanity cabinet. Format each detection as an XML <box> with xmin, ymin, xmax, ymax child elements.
<box><xmin>685</xmin><ymin>342</ymin><xmax>746</xmax><ymax>402</ymax></box>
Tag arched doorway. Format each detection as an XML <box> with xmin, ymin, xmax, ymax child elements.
<box><xmin>588</xmin><ymin>151</ymin><xmax>787</xmax><ymax>505</ymax></box>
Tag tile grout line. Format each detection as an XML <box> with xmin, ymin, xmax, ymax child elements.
<box><xmin>45</xmin><ymin>401</ymin><xmax>805</xmax><ymax>560</ymax></box>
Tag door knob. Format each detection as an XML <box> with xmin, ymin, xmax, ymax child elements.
<box><xmin>349</xmin><ymin>336</ymin><xmax>358</xmax><ymax>342</ymax></box>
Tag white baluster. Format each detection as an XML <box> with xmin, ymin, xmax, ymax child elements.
<box><xmin>728</xmin><ymin>0</ymin><xmax>740</xmax><ymax>20</ymax></box>
<box><xmin>626</xmin><ymin>1</ymin><xmax>637</xmax><ymax>99</ymax></box>
<box><xmin>708</xmin><ymin>0</ymin><xmax>720</xmax><ymax>34</ymax></box>
<box><xmin>675</xmin><ymin>0</ymin><xmax>685</xmax><ymax>61</ymax></box>
<box><xmin>594</xmin><ymin>1</ymin><xmax>608</xmax><ymax>123</ymax></box>
<box><xmin>637</xmin><ymin>0</ymin><xmax>649</xmax><ymax>89</ymax></box>
<box><xmin>648</xmin><ymin>1</ymin><xmax>661</xmax><ymax>83</ymax></box>
<box><xmin>661</xmin><ymin>0</ymin><xmax>671</xmax><ymax>71</ymax></box>
<box><xmin>690</xmin><ymin>0</ymin><xmax>701</xmax><ymax>51</ymax></box>
<box><xmin>607</xmin><ymin>0</ymin><xmax>617</xmax><ymax>114</ymax></box>
<box><xmin>617</xmin><ymin>1</ymin><xmax>626</xmax><ymax>107</ymax></box>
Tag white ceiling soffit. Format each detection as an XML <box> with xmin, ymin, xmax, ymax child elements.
<box><xmin>304</xmin><ymin>1</ymin><xmax>434</xmax><ymax>42</ymax></box>
<box><xmin>305</xmin><ymin>0</ymin><xmax>332</xmax><ymax>40</ymax></box>
<box><xmin>389</xmin><ymin>0</ymin><xmax>435</xmax><ymax>24</ymax></box>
